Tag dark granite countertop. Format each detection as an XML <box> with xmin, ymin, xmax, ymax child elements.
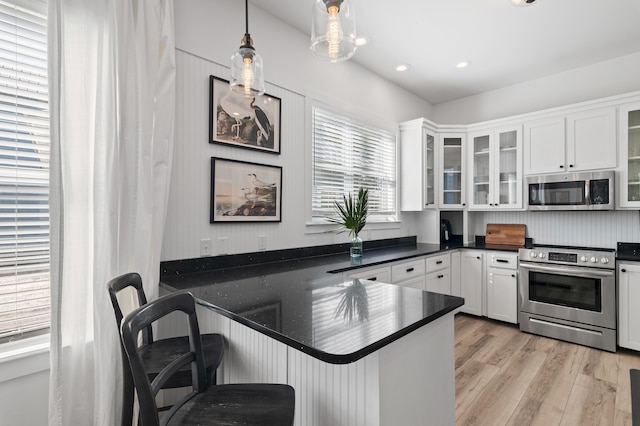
<box><xmin>161</xmin><ymin>240</ymin><xmax>465</xmax><ymax>364</ymax></box>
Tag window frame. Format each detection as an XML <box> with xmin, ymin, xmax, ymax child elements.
<box><xmin>306</xmin><ymin>96</ymin><xmax>401</xmax><ymax>233</ymax></box>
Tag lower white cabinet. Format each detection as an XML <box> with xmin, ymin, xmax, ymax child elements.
<box><xmin>425</xmin><ymin>253</ymin><xmax>451</xmax><ymax>295</ymax></box>
<box><xmin>392</xmin><ymin>258</ymin><xmax>426</xmax><ymax>290</ymax></box>
<box><xmin>618</xmin><ymin>261</ymin><xmax>640</xmax><ymax>350</ymax></box>
<box><xmin>397</xmin><ymin>275</ymin><xmax>427</xmax><ymax>290</ymax></box>
<box><xmin>460</xmin><ymin>250</ymin><xmax>484</xmax><ymax>316</ymax></box>
<box><xmin>346</xmin><ymin>265</ymin><xmax>391</xmax><ymax>283</ymax></box>
<box><xmin>486</xmin><ymin>251</ymin><xmax>519</xmax><ymax>324</ymax></box>
<box><xmin>487</xmin><ymin>267</ymin><xmax>518</xmax><ymax>324</ymax></box>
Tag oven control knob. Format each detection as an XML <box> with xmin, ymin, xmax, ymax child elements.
<box><xmin>530</xmin><ymin>252</ymin><xmax>537</xmax><ymax>258</ymax></box>
<box><xmin>600</xmin><ymin>257</ymin><xmax>609</xmax><ymax>264</ymax></box>
<box><xmin>590</xmin><ymin>256</ymin><xmax>598</xmax><ymax>263</ymax></box>
<box><xmin>580</xmin><ymin>255</ymin><xmax>588</xmax><ymax>262</ymax></box>
<box><xmin>539</xmin><ymin>252</ymin><xmax>546</xmax><ymax>259</ymax></box>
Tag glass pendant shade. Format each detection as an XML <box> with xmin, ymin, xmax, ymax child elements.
<box><xmin>230</xmin><ymin>41</ymin><xmax>265</xmax><ymax>97</ymax></box>
<box><xmin>310</xmin><ymin>0</ymin><xmax>357</xmax><ymax>63</ymax></box>
<box><xmin>230</xmin><ymin>0</ymin><xmax>265</xmax><ymax>97</ymax></box>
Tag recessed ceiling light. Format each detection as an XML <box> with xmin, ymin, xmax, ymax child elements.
<box><xmin>456</xmin><ymin>61</ymin><xmax>470</xmax><ymax>69</ymax></box>
<box><xmin>395</xmin><ymin>64</ymin><xmax>409</xmax><ymax>72</ymax></box>
<box><xmin>510</xmin><ymin>0</ymin><xmax>538</xmax><ymax>6</ymax></box>
<box><xmin>355</xmin><ymin>37</ymin><xmax>368</xmax><ymax>47</ymax></box>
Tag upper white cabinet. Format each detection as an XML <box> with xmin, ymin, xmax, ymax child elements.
<box><xmin>468</xmin><ymin>126</ymin><xmax>522</xmax><ymax>210</ymax></box>
<box><xmin>438</xmin><ymin>133</ymin><xmax>466</xmax><ymax>209</ymax></box>
<box><xmin>524</xmin><ymin>107</ymin><xmax>616</xmax><ymax>175</ymax></box>
<box><xmin>523</xmin><ymin>117</ymin><xmax>564</xmax><ymax>175</ymax></box>
<box><xmin>566</xmin><ymin>108</ymin><xmax>617</xmax><ymax>172</ymax></box>
<box><xmin>400</xmin><ymin>119</ymin><xmax>437</xmax><ymax>211</ymax></box>
<box><xmin>618</xmin><ymin>102</ymin><xmax>640</xmax><ymax>208</ymax></box>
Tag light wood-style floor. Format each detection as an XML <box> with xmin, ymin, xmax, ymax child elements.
<box><xmin>455</xmin><ymin>314</ymin><xmax>640</xmax><ymax>426</ymax></box>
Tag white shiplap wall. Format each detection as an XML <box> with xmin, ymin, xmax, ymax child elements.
<box><xmin>163</xmin><ymin>50</ymin><xmax>307</xmax><ymax>261</ymax></box>
<box><xmin>473</xmin><ymin>210</ymin><xmax>640</xmax><ymax>248</ymax></box>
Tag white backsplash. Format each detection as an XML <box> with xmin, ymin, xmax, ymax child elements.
<box><xmin>473</xmin><ymin>210</ymin><xmax>640</xmax><ymax>249</ymax></box>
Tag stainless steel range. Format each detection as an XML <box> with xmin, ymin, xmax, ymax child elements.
<box><xmin>518</xmin><ymin>245</ymin><xmax>616</xmax><ymax>352</ymax></box>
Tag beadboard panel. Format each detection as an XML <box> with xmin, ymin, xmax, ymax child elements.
<box><xmin>473</xmin><ymin>210</ymin><xmax>640</xmax><ymax>248</ymax></box>
<box><xmin>288</xmin><ymin>348</ymin><xmax>380</xmax><ymax>426</ymax></box>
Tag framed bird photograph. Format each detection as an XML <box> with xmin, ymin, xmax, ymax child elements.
<box><xmin>210</xmin><ymin>157</ymin><xmax>282</xmax><ymax>223</ymax></box>
<box><xmin>209</xmin><ymin>75</ymin><xmax>281</xmax><ymax>154</ymax></box>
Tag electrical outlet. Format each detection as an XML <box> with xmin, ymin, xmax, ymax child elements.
<box><xmin>218</xmin><ymin>237</ymin><xmax>228</xmax><ymax>255</ymax></box>
<box><xmin>200</xmin><ymin>238</ymin><xmax>212</xmax><ymax>256</ymax></box>
<box><xmin>258</xmin><ymin>235</ymin><xmax>267</xmax><ymax>251</ymax></box>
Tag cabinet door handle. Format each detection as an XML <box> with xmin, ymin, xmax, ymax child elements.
<box><xmin>496</xmin><ymin>259</ymin><xmax>508</xmax><ymax>263</ymax></box>
<box><xmin>436</xmin><ymin>260</ymin><xmax>443</xmax><ymax>265</ymax></box>
<box><xmin>569</xmin><ymin>164</ymin><xmax>574</xmax><ymax>168</ymax></box>
<box><xmin>476</xmin><ymin>256</ymin><xmax>481</xmax><ymax>260</ymax></box>
<box><xmin>511</xmin><ymin>274</ymin><xmax>516</xmax><ymax>278</ymax></box>
<box><xmin>438</xmin><ymin>274</ymin><xmax>444</xmax><ymax>279</ymax></box>
<box><xmin>559</xmin><ymin>165</ymin><xmax>564</xmax><ymax>168</ymax></box>
<box><xmin>622</xmin><ymin>269</ymin><xmax>627</xmax><ymax>273</ymax></box>
<box><xmin>370</xmin><ymin>277</ymin><xmax>377</xmax><ymax>281</ymax></box>
<box><xmin>406</xmin><ymin>267</ymin><xmax>414</xmax><ymax>273</ymax></box>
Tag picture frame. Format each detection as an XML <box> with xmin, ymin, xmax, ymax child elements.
<box><xmin>209</xmin><ymin>75</ymin><xmax>281</xmax><ymax>154</ymax></box>
<box><xmin>210</xmin><ymin>157</ymin><xmax>282</xmax><ymax>223</ymax></box>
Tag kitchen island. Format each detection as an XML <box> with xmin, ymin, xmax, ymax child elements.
<box><xmin>161</xmin><ymin>241</ymin><xmax>464</xmax><ymax>426</ymax></box>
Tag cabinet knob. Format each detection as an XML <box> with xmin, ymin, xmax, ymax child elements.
<box><xmin>476</xmin><ymin>256</ymin><xmax>481</xmax><ymax>259</ymax></box>
<box><xmin>438</xmin><ymin>274</ymin><xmax>444</xmax><ymax>279</ymax></box>
<box><xmin>569</xmin><ymin>164</ymin><xmax>574</xmax><ymax>168</ymax></box>
<box><xmin>621</xmin><ymin>269</ymin><xmax>627</xmax><ymax>273</ymax></box>
<box><xmin>559</xmin><ymin>165</ymin><xmax>564</xmax><ymax>169</ymax></box>
<box><xmin>462</xmin><ymin>203</ymin><xmax>466</xmax><ymax>206</ymax></box>
<box><xmin>511</xmin><ymin>274</ymin><xmax>516</xmax><ymax>278</ymax></box>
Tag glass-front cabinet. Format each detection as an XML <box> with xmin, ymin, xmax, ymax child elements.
<box><xmin>399</xmin><ymin>119</ymin><xmax>437</xmax><ymax>211</ymax></box>
<box><xmin>619</xmin><ymin>103</ymin><xmax>640</xmax><ymax>208</ymax></box>
<box><xmin>438</xmin><ymin>133</ymin><xmax>465</xmax><ymax>209</ymax></box>
<box><xmin>468</xmin><ymin>126</ymin><xmax>522</xmax><ymax>210</ymax></box>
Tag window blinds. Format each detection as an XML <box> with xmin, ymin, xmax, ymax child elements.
<box><xmin>312</xmin><ymin>106</ymin><xmax>397</xmax><ymax>220</ymax></box>
<box><xmin>0</xmin><ymin>0</ymin><xmax>49</xmax><ymax>340</ymax></box>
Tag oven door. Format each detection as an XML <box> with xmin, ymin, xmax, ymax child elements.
<box><xmin>519</xmin><ymin>262</ymin><xmax>616</xmax><ymax>329</ymax></box>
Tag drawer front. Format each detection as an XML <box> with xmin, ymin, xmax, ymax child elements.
<box><xmin>426</xmin><ymin>270</ymin><xmax>451</xmax><ymax>295</ymax></box>
<box><xmin>392</xmin><ymin>259</ymin><xmax>426</xmax><ymax>283</ymax></box>
<box><xmin>426</xmin><ymin>253</ymin><xmax>450</xmax><ymax>271</ymax></box>
<box><xmin>347</xmin><ymin>266</ymin><xmax>391</xmax><ymax>283</ymax></box>
<box><xmin>487</xmin><ymin>252</ymin><xmax>518</xmax><ymax>269</ymax></box>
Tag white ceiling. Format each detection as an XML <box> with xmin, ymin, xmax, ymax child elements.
<box><xmin>250</xmin><ymin>0</ymin><xmax>640</xmax><ymax>105</ymax></box>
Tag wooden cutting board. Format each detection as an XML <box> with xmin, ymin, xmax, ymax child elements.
<box><xmin>485</xmin><ymin>224</ymin><xmax>526</xmax><ymax>247</ymax></box>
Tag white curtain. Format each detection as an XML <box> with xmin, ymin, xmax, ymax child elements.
<box><xmin>48</xmin><ymin>0</ymin><xmax>175</xmax><ymax>424</ymax></box>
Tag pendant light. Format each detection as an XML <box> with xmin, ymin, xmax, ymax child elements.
<box><xmin>230</xmin><ymin>0</ymin><xmax>264</xmax><ymax>97</ymax></box>
<box><xmin>310</xmin><ymin>0</ymin><xmax>357</xmax><ymax>63</ymax></box>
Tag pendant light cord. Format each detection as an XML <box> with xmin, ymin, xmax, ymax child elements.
<box><xmin>244</xmin><ymin>0</ymin><xmax>249</xmax><ymax>37</ymax></box>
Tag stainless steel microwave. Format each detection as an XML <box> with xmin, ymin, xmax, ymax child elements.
<box><xmin>527</xmin><ymin>171</ymin><xmax>614</xmax><ymax>211</ymax></box>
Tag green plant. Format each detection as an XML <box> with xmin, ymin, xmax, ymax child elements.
<box><xmin>327</xmin><ymin>187</ymin><xmax>369</xmax><ymax>237</ymax></box>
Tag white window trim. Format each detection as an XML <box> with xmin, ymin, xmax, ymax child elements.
<box><xmin>304</xmin><ymin>89</ymin><xmax>402</xmax><ymax>235</ymax></box>
<box><xmin>0</xmin><ymin>333</ymin><xmax>49</xmax><ymax>382</ymax></box>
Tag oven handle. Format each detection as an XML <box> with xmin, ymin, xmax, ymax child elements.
<box><xmin>519</xmin><ymin>262</ymin><xmax>615</xmax><ymax>279</ymax></box>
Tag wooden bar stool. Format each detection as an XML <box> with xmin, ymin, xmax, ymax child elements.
<box><xmin>120</xmin><ymin>290</ymin><xmax>295</xmax><ymax>425</ymax></box>
<box><xmin>108</xmin><ymin>273</ymin><xmax>224</xmax><ymax>426</ymax></box>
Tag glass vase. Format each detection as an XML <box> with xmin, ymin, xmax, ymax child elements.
<box><xmin>350</xmin><ymin>234</ymin><xmax>363</xmax><ymax>258</ymax></box>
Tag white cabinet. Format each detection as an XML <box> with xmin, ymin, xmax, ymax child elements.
<box><xmin>425</xmin><ymin>253</ymin><xmax>451</xmax><ymax>295</ymax></box>
<box><xmin>618</xmin><ymin>261</ymin><xmax>640</xmax><ymax>350</ymax></box>
<box><xmin>618</xmin><ymin>102</ymin><xmax>640</xmax><ymax>208</ymax></box>
<box><xmin>438</xmin><ymin>133</ymin><xmax>466</xmax><ymax>209</ymax></box>
<box><xmin>486</xmin><ymin>252</ymin><xmax>518</xmax><ymax>324</ymax></box>
<box><xmin>392</xmin><ymin>258</ymin><xmax>426</xmax><ymax>290</ymax></box>
<box><xmin>400</xmin><ymin>119</ymin><xmax>437</xmax><ymax>211</ymax></box>
<box><xmin>566</xmin><ymin>108</ymin><xmax>616</xmax><ymax>172</ymax></box>
<box><xmin>460</xmin><ymin>250</ymin><xmax>484</xmax><ymax>316</ymax></box>
<box><xmin>346</xmin><ymin>265</ymin><xmax>391</xmax><ymax>283</ymax></box>
<box><xmin>468</xmin><ymin>126</ymin><xmax>522</xmax><ymax>210</ymax></box>
<box><xmin>523</xmin><ymin>117</ymin><xmax>565</xmax><ymax>175</ymax></box>
<box><xmin>524</xmin><ymin>107</ymin><xmax>616</xmax><ymax>175</ymax></box>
